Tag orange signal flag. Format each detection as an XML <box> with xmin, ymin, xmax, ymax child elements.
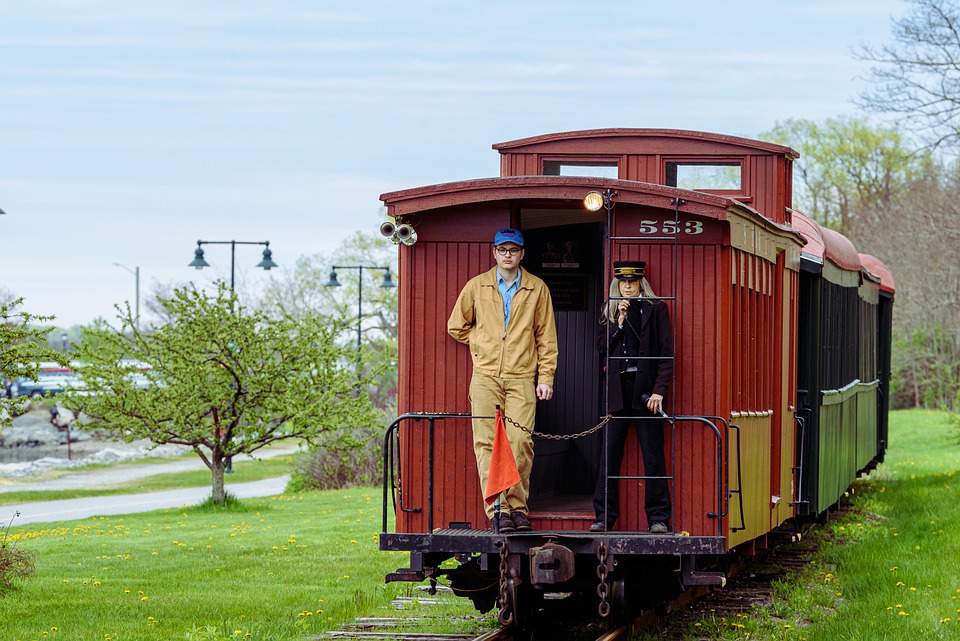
<box><xmin>484</xmin><ymin>408</ymin><xmax>521</xmax><ymax>505</ymax></box>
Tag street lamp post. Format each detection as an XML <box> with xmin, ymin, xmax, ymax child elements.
<box><xmin>324</xmin><ymin>265</ymin><xmax>395</xmax><ymax>386</ymax></box>
<box><xmin>112</xmin><ymin>263</ymin><xmax>140</xmax><ymax>329</ymax></box>
<box><xmin>188</xmin><ymin>239</ymin><xmax>278</xmax><ymax>473</ymax></box>
<box><xmin>189</xmin><ymin>240</ymin><xmax>277</xmax><ymax>289</ymax></box>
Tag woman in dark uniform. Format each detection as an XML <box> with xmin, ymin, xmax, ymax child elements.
<box><xmin>591</xmin><ymin>260</ymin><xmax>673</xmax><ymax>533</ymax></box>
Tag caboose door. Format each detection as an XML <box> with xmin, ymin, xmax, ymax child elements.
<box><xmin>522</xmin><ymin>222</ymin><xmax>605</xmax><ymax>507</ymax></box>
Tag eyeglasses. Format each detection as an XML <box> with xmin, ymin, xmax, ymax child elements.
<box><xmin>495</xmin><ymin>247</ymin><xmax>522</xmax><ymax>256</ymax></box>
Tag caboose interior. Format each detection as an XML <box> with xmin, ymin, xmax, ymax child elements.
<box><xmin>518</xmin><ymin>218</ymin><xmax>606</xmax><ymax>506</ymax></box>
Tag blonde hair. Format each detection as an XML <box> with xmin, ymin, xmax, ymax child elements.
<box><xmin>600</xmin><ymin>276</ymin><xmax>657</xmax><ymax>324</ymax></box>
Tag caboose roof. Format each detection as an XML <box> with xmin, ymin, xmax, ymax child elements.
<box><xmin>492</xmin><ymin>128</ymin><xmax>800</xmax><ymax>159</ymax></box>
<box><xmin>381</xmin><ymin>175</ymin><xmax>794</xmax><ymax>236</ymax></box>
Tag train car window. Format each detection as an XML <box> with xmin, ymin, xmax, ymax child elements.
<box><xmin>542</xmin><ymin>160</ymin><xmax>618</xmax><ymax>178</ymax></box>
<box><xmin>665</xmin><ymin>162</ymin><xmax>742</xmax><ymax>190</ymax></box>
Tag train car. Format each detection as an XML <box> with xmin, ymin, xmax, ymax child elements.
<box><xmin>378</xmin><ymin>129</ymin><xmax>892</xmax><ymax>625</ymax></box>
<box><xmin>792</xmin><ymin>212</ymin><xmax>895</xmax><ymax>520</ymax></box>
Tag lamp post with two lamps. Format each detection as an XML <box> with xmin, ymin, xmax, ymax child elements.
<box><xmin>188</xmin><ymin>239</ymin><xmax>278</xmax><ymax>472</ymax></box>
<box><xmin>189</xmin><ymin>240</ymin><xmax>277</xmax><ymax>289</ymax></box>
<box><xmin>324</xmin><ymin>265</ymin><xmax>395</xmax><ymax>386</ymax></box>
<box><xmin>112</xmin><ymin>263</ymin><xmax>140</xmax><ymax>329</ymax></box>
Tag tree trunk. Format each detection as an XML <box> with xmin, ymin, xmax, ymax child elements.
<box><xmin>211</xmin><ymin>456</ymin><xmax>226</xmax><ymax>504</ymax></box>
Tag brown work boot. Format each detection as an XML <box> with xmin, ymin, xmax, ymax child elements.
<box><xmin>511</xmin><ymin>512</ymin><xmax>532</xmax><ymax>531</ymax></box>
<box><xmin>491</xmin><ymin>514</ymin><xmax>516</xmax><ymax>533</ymax></box>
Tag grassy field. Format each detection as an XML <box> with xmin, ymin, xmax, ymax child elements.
<box><xmin>1</xmin><ymin>410</ymin><xmax>958</xmax><ymax>640</ymax></box>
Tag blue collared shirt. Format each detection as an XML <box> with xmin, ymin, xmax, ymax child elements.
<box><xmin>497</xmin><ymin>269</ymin><xmax>522</xmax><ymax>333</ymax></box>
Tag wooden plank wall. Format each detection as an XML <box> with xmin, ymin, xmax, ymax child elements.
<box><xmin>397</xmin><ymin>240</ymin><xmax>498</xmax><ymax>532</ymax></box>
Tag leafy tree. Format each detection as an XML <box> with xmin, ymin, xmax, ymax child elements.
<box><xmin>857</xmin><ymin>0</ymin><xmax>960</xmax><ymax>149</ymax></box>
<box><xmin>1</xmin><ymin>298</ymin><xmax>66</xmax><ymax>428</ymax></box>
<box><xmin>760</xmin><ymin>116</ymin><xmax>927</xmax><ymax>233</ymax></box>
<box><xmin>66</xmin><ymin>282</ymin><xmax>378</xmax><ymax>503</ymax></box>
<box><xmin>262</xmin><ymin>231</ymin><xmax>398</xmax><ymax>415</ymax></box>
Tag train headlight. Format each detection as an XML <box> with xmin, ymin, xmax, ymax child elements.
<box><xmin>583</xmin><ymin>191</ymin><xmax>605</xmax><ymax>212</ymax></box>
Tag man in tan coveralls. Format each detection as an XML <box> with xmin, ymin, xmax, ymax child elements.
<box><xmin>447</xmin><ymin>228</ymin><xmax>558</xmax><ymax>532</ymax></box>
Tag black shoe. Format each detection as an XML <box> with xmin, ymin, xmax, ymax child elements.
<box><xmin>511</xmin><ymin>512</ymin><xmax>532</xmax><ymax>531</ymax></box>
<box><xmin>589</xmin><ymin>520</ymin><xmax>613</xmax><ymax>532</ymax></box>
<box><xmin>491</xmin><ymin>515</ymin><xmax>516</xmax><ymax>533</ymax></box>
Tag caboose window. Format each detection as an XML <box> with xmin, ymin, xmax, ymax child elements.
<box><xmin>666</xmin><ymin>162</ymin><xmax>742</xmax><ymax>190</ymax></box>
<box><xmin>542</xmin><ymin>161</ymin><xmax>618</xmax><ymax>178</ymax></box>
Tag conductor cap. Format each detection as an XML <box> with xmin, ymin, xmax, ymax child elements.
<box><xmin>613</xmin><ymin>260</ymin><xmax>645</xmax><ymax>280</ymax></box>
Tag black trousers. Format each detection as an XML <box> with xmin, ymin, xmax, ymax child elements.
<box><xmin>592</xmin><ymin>408</ymin><xmax>672</xmax><ymax>526</ymax></box>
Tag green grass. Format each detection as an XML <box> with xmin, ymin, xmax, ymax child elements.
<box><xmin>0</xmin><ymin>454</ymin><xmax>299</xmax><ymax>505</ymax></box>
<box><xmin>0</xmin><ymin>488</ymin><xmax>421</xmax><ymax>640</ymax></box>
<box><xmin>0</xmin><ymin>456</ymin><xmax>490</xmax><ymax>641</ymax></box>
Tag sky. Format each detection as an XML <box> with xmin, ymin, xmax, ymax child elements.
<box><xmin>0</xmin><ymin>0</ymin><xmax>910</xmax><ymax>328</ymax></box>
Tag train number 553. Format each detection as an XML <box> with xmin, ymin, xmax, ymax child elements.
<box><xmin>639</xmin><ymin>219</ymin><xmax>704</xmax><ymax>235</ymax></box>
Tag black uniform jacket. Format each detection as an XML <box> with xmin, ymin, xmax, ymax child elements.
<box><xmin>597</xmin><ymin>298</ymin><xmax>674</xmax><ymax>412</ymax></box>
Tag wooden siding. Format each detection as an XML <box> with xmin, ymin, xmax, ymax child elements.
<box><xmin>728</xmin><ymin>414</ymin><xmax>772</xmax><ymax>548</ymax></box>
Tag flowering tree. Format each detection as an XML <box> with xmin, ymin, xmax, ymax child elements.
<box><xmin>67</xmin><ymin>282</ymin><xmax>377</xmax><ymax>503</ymax></box>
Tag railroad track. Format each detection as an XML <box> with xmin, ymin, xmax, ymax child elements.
<box><xmin>318</xmin><ymin>586</ymin><xmax>627</xmax><ymax>641</ymax></box>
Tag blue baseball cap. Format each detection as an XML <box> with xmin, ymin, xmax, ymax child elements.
<box><xmin>494</xmin><ymin>228</ymin><xmax>524</xmax><ymax>247</ymax></box>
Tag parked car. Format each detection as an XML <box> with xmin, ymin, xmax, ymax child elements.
<box><xmin>15</xmin><ymin>372</ymin><xmax>81</xmax><ymax>398</ymax></box>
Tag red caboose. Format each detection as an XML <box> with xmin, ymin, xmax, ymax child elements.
<box><xmin>380</xmin><ymin>129</ymin><xmax>807</xmax><ymax>620</ymax></box>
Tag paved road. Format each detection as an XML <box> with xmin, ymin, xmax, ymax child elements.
<box><xmin>0</xmin><ymin>446</ymin><xmax>299</xmax><ymax>527</ymax></box>
<box><xmin>2</xmin><ymin>475</ymin><xmax>291</xmax><ymax>526</ymax></box>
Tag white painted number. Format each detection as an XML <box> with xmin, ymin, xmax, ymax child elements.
<box><xmin>639</xmin><ymin>220</ymin><xmax>659</xmax><ymax>234</ymax></box>
<box><xmin>637</xmin><ymin>220</ymin><xmax>704</xmax><ymax>235</ymax></box>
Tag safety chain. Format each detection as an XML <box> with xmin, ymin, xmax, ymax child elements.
<box><xmin>596</xmin><ymin>543</ymin><xmax>610</xmax><ymax>618</ymax></box>
<box><xmin>502</xmin><ymin>412</ymin><xmax>613</xmax><ymax>441</ymax></box>
<box><xmin>497</xmin><ymin>543</ymin><xmax>513</xmax><ymax>626</ymax></box>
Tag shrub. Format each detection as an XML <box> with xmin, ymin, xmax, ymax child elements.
<box><xmin>0</xmin><ymin>512</ymin><xmax>35</xmax><ymax>596</ymax></box>
<box><xmin>290</xmin><ymin>428</ymin><xmax>383</xmax><ymax>491</ymax></box>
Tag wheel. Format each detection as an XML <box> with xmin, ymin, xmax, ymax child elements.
<box><xmin>609</xmin><ymin>573</ymin><xmax>631</xmax><ymax>624</ymax></box>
